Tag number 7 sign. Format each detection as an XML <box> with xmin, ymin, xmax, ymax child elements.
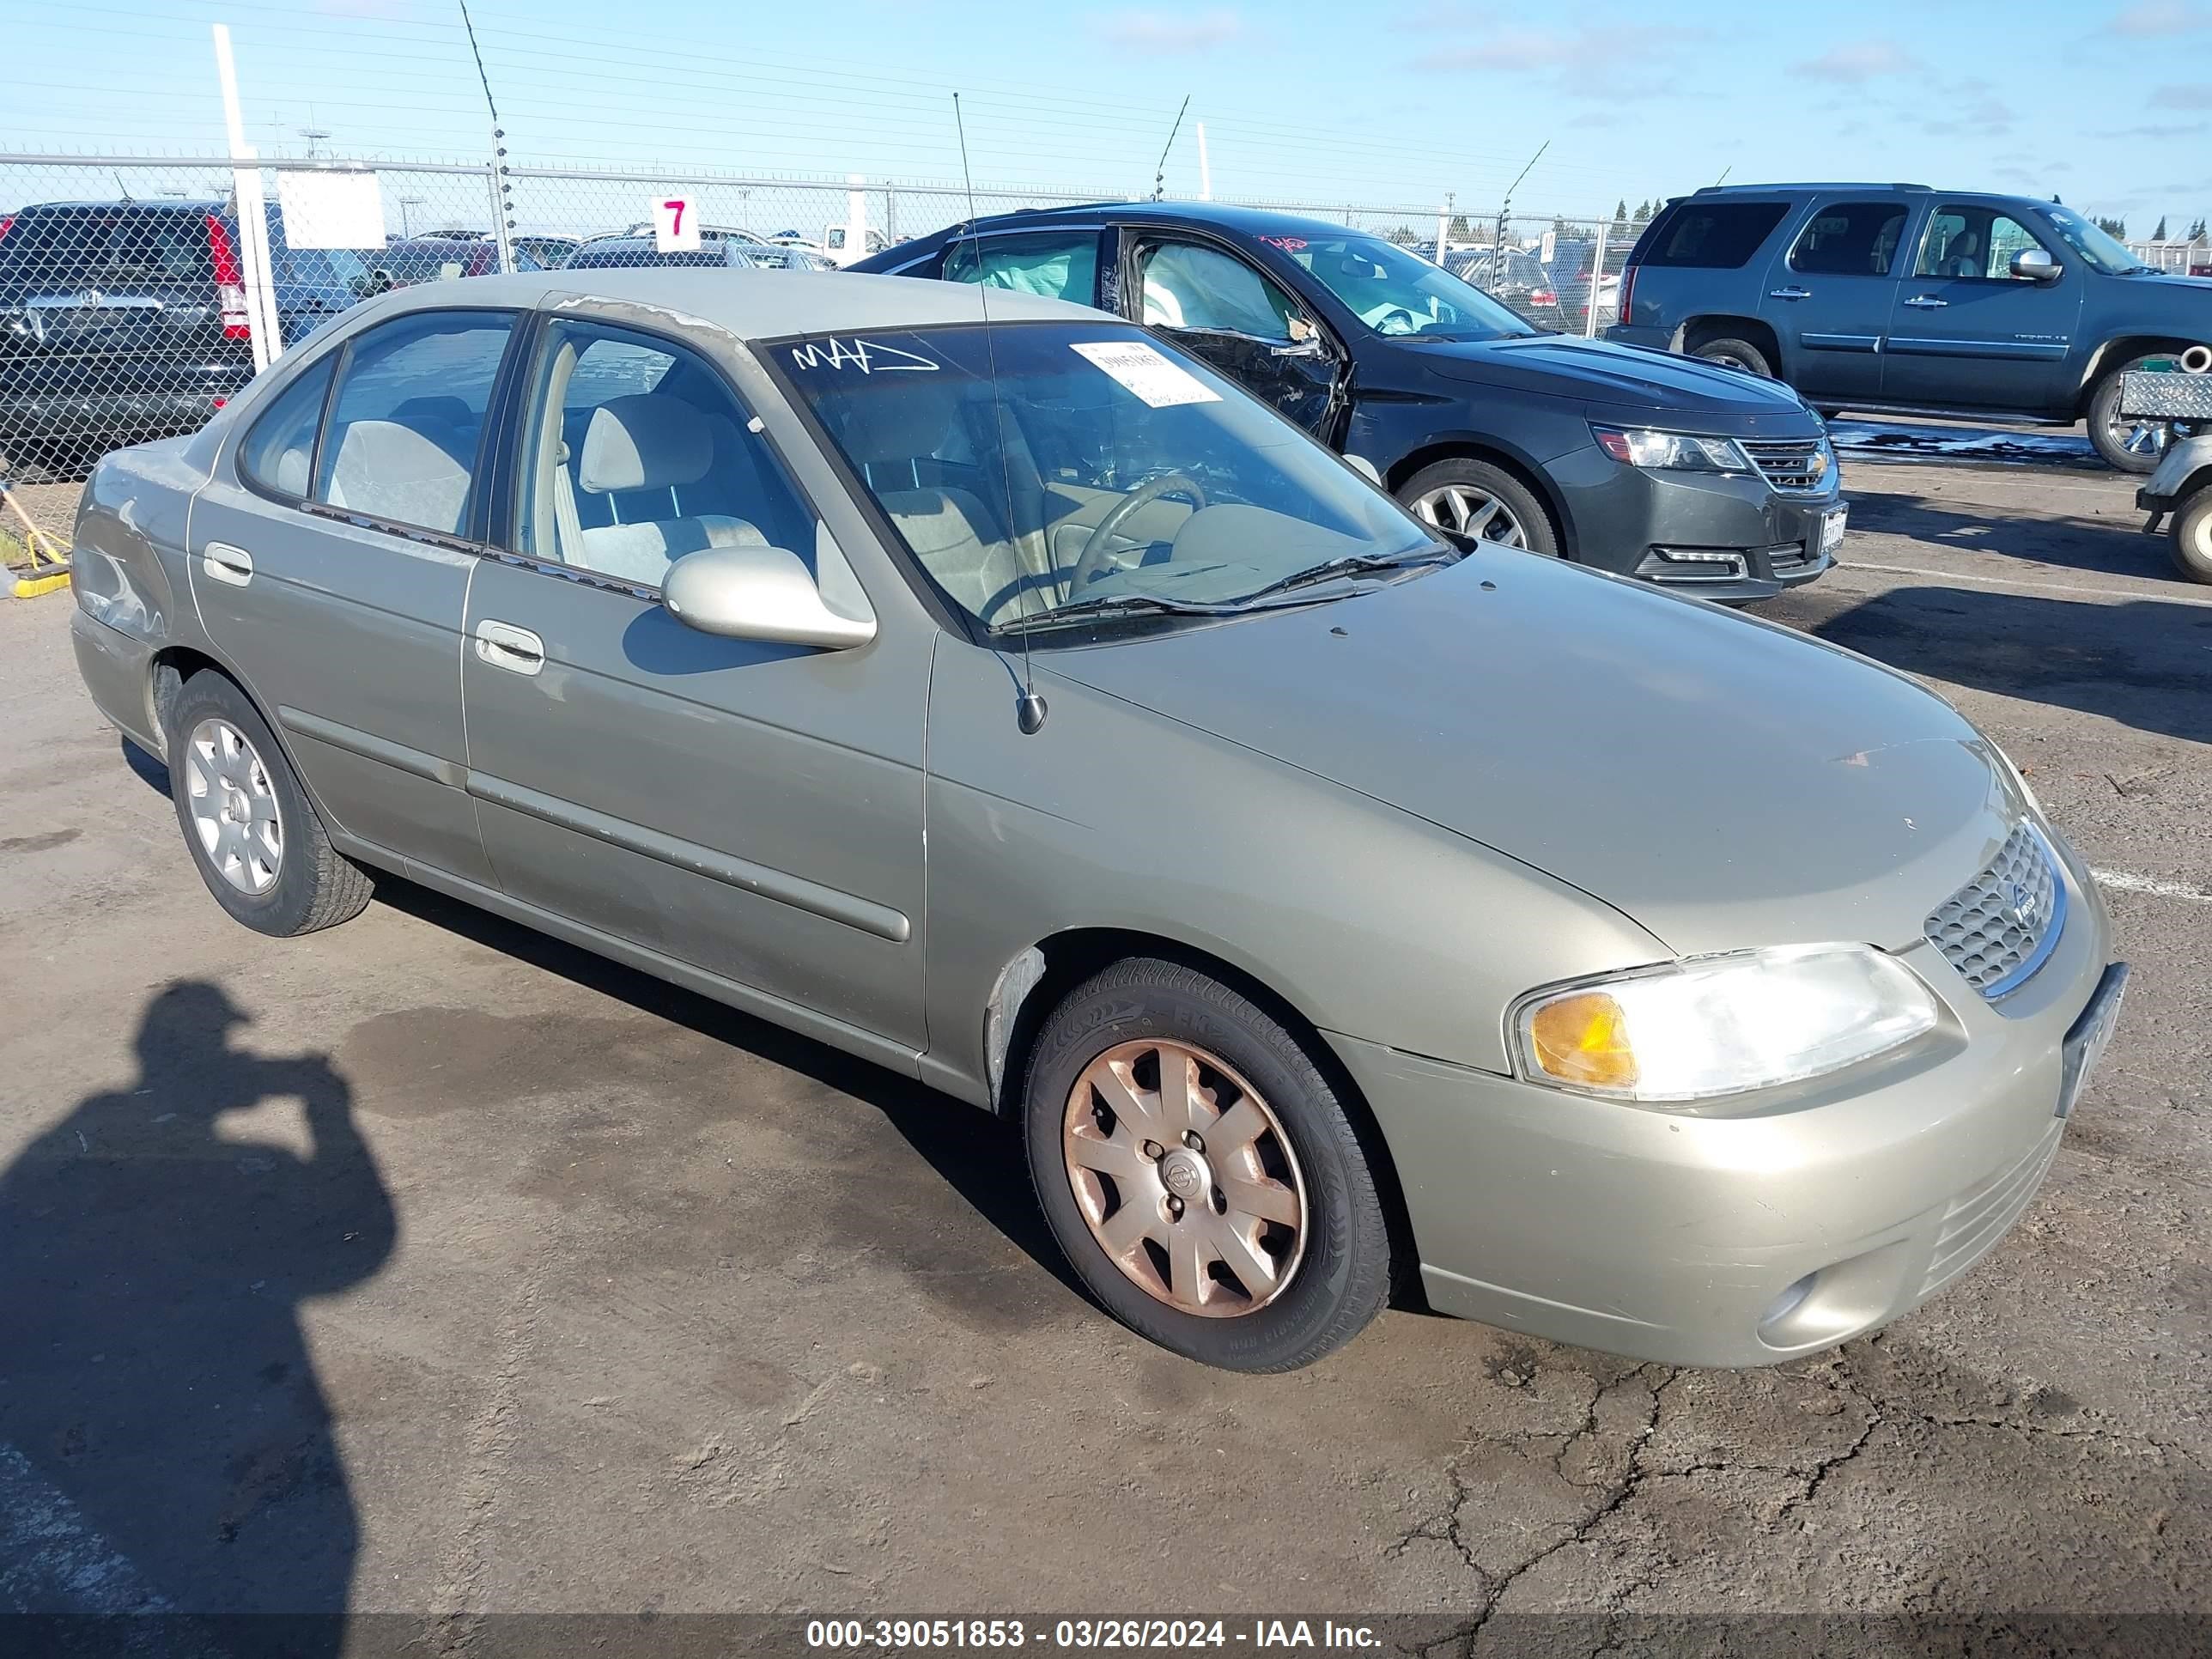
<box><xmin>652</xmin><ymin>197</ymin><xmax>699</xmax><ymax>254</ymax></box>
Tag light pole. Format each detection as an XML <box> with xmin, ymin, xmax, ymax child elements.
<box><xmin>399</xmin><ymin>195</ymin><xmax>424</xmax><ymax>239</ymax></box>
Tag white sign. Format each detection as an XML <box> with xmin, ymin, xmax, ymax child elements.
<box><xmin>1540</xmin><ymin>229</ymin><xmax>1557</xmax><ymax>264</ymax></box>
<box><xmin>274</xmin><ymin>169</ymin><xmax>386</xmax><ymax>250</ymax></box>
<box><xmin>1070</xmin><ymin>341</ymin><xmax>1222</xmax><ymax>409</ymax></box>
<box><xmin>653</xmin><ymin>197</ymin><xmax>700</xmax><ymax>254</ymax></box>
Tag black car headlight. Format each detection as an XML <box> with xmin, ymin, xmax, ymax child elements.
<box><xmin>1591</xmin><ymin>425</ymin><xmax>1753</xmax><ymax>474</ymax></box>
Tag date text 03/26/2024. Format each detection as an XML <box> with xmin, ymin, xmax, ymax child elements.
<box><xmin>805</xmin><ymin>1620</ymin><xmax>1382</xmax><ymax>1650</ymax></box>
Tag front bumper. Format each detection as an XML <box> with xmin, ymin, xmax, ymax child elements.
<box><xmin>1553</xmin><ymin>441</ymin><xmax>1844</xmax><ymax>601</ymax></box>
<box><xmin>1327</xmin><ymin>843</ymin><xmax>2118</xmax><ymax>1369</ymax></box>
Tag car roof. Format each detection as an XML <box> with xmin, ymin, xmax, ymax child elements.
<box><xmin>1688</xmin><ymin>183</ymin><xmax>1935</xmax><ymax>197</ymax></box>
<box><xmin>947</xmin><ymin>199</ymin><xmax>1392</xmax><ymax>242</ymax></box>
<box><xmin>13</xmin><ymin>198</ymin><xmax>227</xmax><ymax>214</ymax></box>
<box><xmin>368</xmin><ymin>267</ymin><xmax>1110</xmax><ymax>337</ymax></box>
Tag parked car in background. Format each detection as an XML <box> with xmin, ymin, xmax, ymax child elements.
<box><xmin>562</xmin><ymin>230</ymin><xmax>831</xmax><ymax>272</ymax></box>
<box><xmin>0</xmin><ymin>198</ymin><xmax>368</xmax><ymax>471</ymax></box>
<box><xmin>1545</xmin><ymin>238</ymin><xmax>1620</xmax><ymax>335</ymax></box>
<box><xmin>363</xmin><ymin>235</ymin><xmax>536</xmax><ymax>289</ymax></box>
<box><xmin>68</xmin><ymin>269</ymin><xmax>2123</xmax><ymax>1375</ymax></box>
<box><xmin>1447</xmin><ymin>246</ymin><xmax>1564</xmax><ymax>330</ymax></box>
<box><xmin>511</xmin><ymin>234</ymin><xmax>580</xmax><ymax>270</ymax></box>
<box><xmin>1607</xmin><ymin>183</ymin><xmax>2212</xmax><ymax>472</ymax></box>
<box><xmin>856</xmin><ymin>202</ymin><xmax>1844</xmax><ymax>601</ymax></box>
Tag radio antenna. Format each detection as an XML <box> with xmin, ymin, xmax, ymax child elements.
<box><xmin>1151</xmin><ymin>94</ymin><xmax>1191</xmax><ymax>202</ymax></box>
<box><xmin>953</xmin><ymin>93</ymin><xmax>1046</xmax><ymax>735</ymax></box>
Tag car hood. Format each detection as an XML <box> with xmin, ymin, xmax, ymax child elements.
<box><xmin>1042</xmin><ymin>554</ymin><xmax>2023</xmax><ymax>957</ymax></box>
<box><xmin>2117</xmin><ymin>270</ymin><xmax>2212</xmax><ymax>296</ymax></box>
<box><xmin>1408</xmin><ymin>334</ymin><xmax>1820</xmax><ymax>426</ymax></box>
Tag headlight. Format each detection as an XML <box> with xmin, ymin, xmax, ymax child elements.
<box><xmin>1510</xmin><ymin>944</ymin><xmax>1940</xmax><ymax>1103</ymax></box>
<box><xmin>1591</xmin><ymin>425</ymin><xmax>1752</xmax><ymax>473</ymax></box>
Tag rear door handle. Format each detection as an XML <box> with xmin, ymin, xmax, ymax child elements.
<box><xmin>474</xmin><ymin>619</ymin><xmax>545</xmax><ymax>676</ymax></box>
<box><xmin>1903</xmin><ymin>295</ymin><xmax>1949</xmax><ymax>309</ymax></box>
<box><xmin>201</xmin><ymin>542</ymin><xmax>253</xmax><ymax>586</ymax></box>
<box><xmin>1769</xmin><ymin>287</ymin><xmax>1813</xmax><ymax>301</ymax></box>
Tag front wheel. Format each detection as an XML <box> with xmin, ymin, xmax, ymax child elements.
<box><xmin>1023</xmin><ymin>958</ymin><xmax>1394</xmax><ymax>1371</ymax></box>
<box><xmin>2089</xmin><ymin>354</ymin><xmax>2198</xmax><ymax>475</ymax></box>
<box><xmin>1396</xmin><ymin>458</ymin><xmax>1559</xmax><ymax>556</ymax></box>
<box><xmin>2171</xmin><ymin>490</ymin><xmax>2212</xmax><ymax>584</ymax></box>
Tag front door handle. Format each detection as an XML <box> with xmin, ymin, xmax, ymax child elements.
<box><xmin>1903</xmin><ymin>295</ymin><xmax>1950</xmax><ymax>309</ymax></box>
<box><xmin>202</xmin><ymin>542</ymin><xmax>253</xmax><ymax>586</ymax></box>
<box><xmin>1769</xmin><ymin>287</ymin><xmax>1814</xmax><ymax>301</ymax></box>
<box><xmin>474</xmin><ymin>619</ymin><xmax>545</xmax><ymax>676</ymax></box>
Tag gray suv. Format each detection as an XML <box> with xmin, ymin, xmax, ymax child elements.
<box><xmin>1607</xmin><ymin>184</ymin><xmax>2211</xmax><ymax>472</ymax></box>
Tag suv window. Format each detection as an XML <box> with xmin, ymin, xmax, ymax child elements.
<box><xmin>239</xmin><ymin>356</ymin><xmax>336</xmax><ymax>498</ymax></box>
<box><xmin>1635</xmin><ymin>202</ymin><xmax>1790</xmax><ymax>269</ymax></box>
<box><xmin>313</xmin><ymin>311</ymin><xmax>515</xmax><ymax>534</ymax></box>
<box><xmin>1138</xmin><ymin>240</ymin><xmax>1298</xmax><ymax>340</ymax></box>
<box><xmin>514</xmin><ymin>318</ymin><xmax>813</xmax><ymax>588</ymax></box>
<box><xmin>0</xmin><ymin>206</ymin><xmax>212</xmax><ymax>294</ymax></box>
<box><xmin>944</xmin><ymin>231</ymin><xmax>1101</xmax><ymax>303</ymax></box>
<box><xmin>1788</xmin><ymin>202</ymin><xmax>1908</xmax><ymax>276</ymax></box>
<box><xmin>1915</xmin><ymin>207</ymin><xmax>2047</xmax><ymax>281</ymax></box>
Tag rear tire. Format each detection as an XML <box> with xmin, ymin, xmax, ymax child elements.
<box><xmin>164</xmin><ymin>670</ymin><xmax>374</xmax><ymax>937</ymax></box>
<box><xmin>2171</xmin><ymin>491</ymin><xmax>2212</xmax><ymax>585</ymax></box>
<box><xmin>1691</xmin><ymin>336</ymin><xmax>1773</xmax><ymax>378</ymax></box>
<box><xmin>2089</xmin><ymin>354</ymin><xmax>2195</xmax><ymax>475</ymax></box>
<box><xmin>1023</xmin><ymin>958</ymin><xmax>1393</xmax><ymax>1372</ymax></box>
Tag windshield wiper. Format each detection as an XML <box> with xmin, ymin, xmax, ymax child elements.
<box><xmin>994</xmin><ymin>592</ymin><xmax>1239</xmax><ymax>635</ymax></box>
<box><xmin>1231</xmin><ymin>546</ymin><xmax>1460</xmax><ymax>606</ymax></box>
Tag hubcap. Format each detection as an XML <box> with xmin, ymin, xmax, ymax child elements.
<box><xmin>184</xmin><ymin>718</ymin><xmax>283</xmax><ymax>895</ymax></box>
<box><xmin>1411</xmin><ymin>483</ymin><xmax>1531</xmax><ymax>549</ymax></box>
<box><xmin>1062</xmin><ymin>1038</ymin><xmax>1308</xmax><ymax>1318</ymax></box>
<box><xmin>2107</xmin><ymin>361</ymin><xmax>2200</xmax><ymax>459</ymax></box>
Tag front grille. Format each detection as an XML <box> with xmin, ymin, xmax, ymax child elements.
<box><xmin>1917</xmin><ymin>1123</ymin><xmax>2063</xmax><ymax>1297</ymax></box>
<box><xmin>1924</xmin><ymin>822</ymin><xmax>2065</xmax><ymax>1000</ymax></box>
<box><xmin>1741</xmin><ymin>436</ymin><xmax>1833</xmax><ymax>493</ymax></box>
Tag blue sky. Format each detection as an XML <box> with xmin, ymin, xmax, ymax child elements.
<box><xmin>11</xmin><ymin>0</ymin><xmax>2212</xmax><ymax>235</ymax></box>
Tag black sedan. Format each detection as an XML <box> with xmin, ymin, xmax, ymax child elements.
<box><xmin>854</xmin><ymin>203</ymin><xmax>1843</xmax><ymax>600</ymax></box>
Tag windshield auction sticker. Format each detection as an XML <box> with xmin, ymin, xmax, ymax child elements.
<box><xmin>1071</xmin><ymin>341</ymin><xmax>1222</xmax><ymax>408</ymax></box>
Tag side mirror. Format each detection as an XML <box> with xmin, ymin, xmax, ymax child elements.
<box><xmin>2011</xmin><ymin>248</ymin><xmax>2062</xmax><ymax>283</ymax></box>
<box><xmin>662</xmin><ymin>544</ymin><xmax>877</xmax><ymax>649</ymax></box>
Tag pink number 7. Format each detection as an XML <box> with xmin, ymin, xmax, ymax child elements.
<box><xmin>664</xmin><ymin>200</ymin><xmax>684</xmax><ymax>235</ymax></box>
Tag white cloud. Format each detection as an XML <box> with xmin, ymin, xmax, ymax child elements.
<box><xmin>1794</xmin><ymin>40</ymin><xmax>1919</xmax><ymax>82</ymax></box>
<box><xmin>2151</xmin><ymin>82</ymin><xmax>2212</xmax><ymax>106</ymax></box>
<box><xmin>1412</xmin><ymin>22</ymin><xmax>1698</xmax><ymax>99</ymax></box>
<box><xmin>2105</xmin><ymin>2</ymin><xmax>2212</xmax><ymax>35</ymax></box>
<box><xmin>1090</xmin><ymin>9</ymin><xmax>1244</xmax><ymax>52</ymax></box>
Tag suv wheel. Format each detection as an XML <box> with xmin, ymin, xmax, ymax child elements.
<box><xmin>1691</xmin><ymin>337</ymin><xmax>1774</xmax><ymax>378</ymax></box>
<box><xmin>1398</xmin><ymin>459</ymin><xmax>1559</xmax><ymax>556</ymax></box>
<box><xmin>1023</xmin><ymin>958</ymin><xmax>1393</xmax><ymax>1371</ymax></box>
<box><xmin>165</xmin><ymin>671</ymin><xmax>374</xmax><ymax>936</ymax></box>
<box><xmin>2089</xmin><ymin>353</ymin><xmax>2198</xmax><ymax>475</ymax></box>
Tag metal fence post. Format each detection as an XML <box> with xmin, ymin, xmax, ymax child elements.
<box><xmin>1435</xmin><ymin>193</ymin><xmax>1451</xmax><ymax>265</ymax></box>
<box><xmin>211</xmin><ymin>25</ymin><xmax>279</xmax><ymax>369</ymax></box>
<box><xmin>1584</xmin><ymin>218</ymin><xmax>1609</xmax><ymax>338</ymax></box>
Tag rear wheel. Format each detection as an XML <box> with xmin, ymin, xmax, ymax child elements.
<box><xmin>1023</xmin><ymin>958</ymin><xmax>1393</xmax><ymax>1371</ymax></box>
<box><xmin>1397</xmin><ymin>458</ymin><xmax>1559</xmax><ymax>556</ymax></box>
<box><xmin>2171</xmin><ymin>490</ymin><xmax>2212</xmax><ymax>584</ymax></box>
<box><xmin>164</xmin><ymin>671</ymin><xmax>374</xmax><ymax>936</ymax></box>
<box><xmin>1691</xmin><ymin>336</ymin><xmax>1773</xmax><ymax>378</ymax></box>
<box><xmin>2089</xmin><ymin>353</ymin><xmax>2199</xmax><ymax>475</ymax></box>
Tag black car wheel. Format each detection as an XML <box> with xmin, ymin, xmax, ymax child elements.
<box><xmin>1024</xmin><ymin>957</ymin><xmax>1394</xmax><ymax>1372</ymax></box>
<box><xmin>165</xmin><ymin>670</ymin><xmax>374</xmax><ymax>937</ymax></box>
<box><xmin>1397</xmin><ymin>459</ymin><xmax>1559</xmax><ymax>556</ymax></box>
<box><xmin>2088</xmin><ymin>354</ymin><xmax>2198</xmax><ymax>475</ymax></box>
<box><xmin>1692</xmin><ymin>337</ymin><xmax>1775</xmax><ymax>378</ymax></box>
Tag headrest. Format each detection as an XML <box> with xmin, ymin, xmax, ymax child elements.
<box><xmin>833</xmin><ymin>380</ymin><xmax>968</xmax><ymax>467</ymax></box>
<box><xmin>578</xmin><ymin>393</ymin><xmax>713</xmax><ymax>494</ymax></box>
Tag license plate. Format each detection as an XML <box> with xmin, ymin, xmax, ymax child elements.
<box><xmin>2056</xmin><ymin>963</ymin><xmax>2128</xmax><ymax>1119</ymax></box>
<box><xmin>1820</xmin><ymin>506</ymin><xmax>1848</xmax><ymax>556</ymax></box>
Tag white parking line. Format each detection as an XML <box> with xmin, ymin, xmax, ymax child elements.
<box><xmin>0</xmin><ymin>1441</ymin><xmax>170</xmax><ymax>1614</ymax></box>
<box><xmin>1838</xmin><ymin>558</ymin><xmax>2212</xmax><ymax>608</ymax></box>
<box><xmin>2092</xmin><ymin>868</ymin><xmax>2212</xmax><ymax>904</ymax></box>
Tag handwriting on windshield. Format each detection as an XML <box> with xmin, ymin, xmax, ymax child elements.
<box><xmin>788</xmin><ymin>337</ymin><xmax>939</xmax><ymax>374</ymax></box>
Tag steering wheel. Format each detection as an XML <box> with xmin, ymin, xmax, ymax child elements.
<box><xmin>1372</xmin><ymin>307</ymin><xmax>1419</xmax><ymax>337</ymax></box>
<box><xmin>1067</xmin><ymin>472</ymin><xmax>1209</xmax><ymax>594</ymax></box>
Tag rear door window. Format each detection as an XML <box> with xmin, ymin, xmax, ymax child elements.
<box><xmin>0</xmin><ymin>207</ymin><xmax>211</xmax><ymax>294</ymax></box>
<box><xmin>943</xmin><ymin>230</ymin><xmax>1103</xmax><ymax>304</ymax></box>
<box><xmin>313</xmin><ymin>310</ymin><xmax>517</xmax><ymax>534</ymax></box>
<box><xmin>1634</xmin><ymin>202</ymin><xmax>1790</xmax><ymax>269</ymax></box>
<box><xmin>1788</xmin><ymin>202</ymin><xmax>1908</xmax><ymax>276</ymax></box>
<box><xmin>239</xmin><ymin>356</ymin><xmax>336</xmax><ymax>498</ymax></box>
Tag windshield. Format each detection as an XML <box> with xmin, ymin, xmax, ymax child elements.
<box><xmin>2039</xmin><ymin>206</ymin><xmax>2142</xmax><ymax>275</ymax></box>
<box><xmin>782</xmin><ymin>321</ymin><xmax>1443</xmax><ymax>630</ymax></box>
<box><xmin>1266</xmin><ymin>234</ymin><xmax>1539</xmax><ymax>339</ymax></box>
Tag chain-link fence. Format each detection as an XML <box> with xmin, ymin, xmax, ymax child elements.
<box><xmin>2127</xmin><ymin>238</ymin><xmax>2212</xmax><ymax>276</ymax></box>
<box><xmin>0</xmin><ymin>153</ymin><xmax>1649</xmax><ymax>486</ymax></box>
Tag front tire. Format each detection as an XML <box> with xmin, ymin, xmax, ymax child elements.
<box><xmin>2089</xmin><ymin>354</ymin><xmax>2197</xmax><ymax>475</ymax></box>
<box><xmin>165</xmin><ymin>671</ymin><xmax>374</xmax><ymax>936</ymax></box>
<box><xmin>1396</xmin><ymin>458</ymin><xmax>1559</xmax><ymax>556</ymax></box>
<box><xmin>2171</xmin><ymin>490</ymin><xmax>2212</xmax><ymax>584</ymax></box>
<box><xmin>1691</xmin><ymin>336</ymin><xmax>1774</xmax><ymax>378</ymax></box>
<box><xmin>1023</xmin><ymin>958</ymin><xmax>1393</xmax><ymax>1372</ymax></box>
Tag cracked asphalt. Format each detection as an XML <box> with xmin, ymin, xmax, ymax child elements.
<box><xmin>0</xmin><ymin>453</ymin><xmax>2207</xmax><ymax>1644</ymax></box>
